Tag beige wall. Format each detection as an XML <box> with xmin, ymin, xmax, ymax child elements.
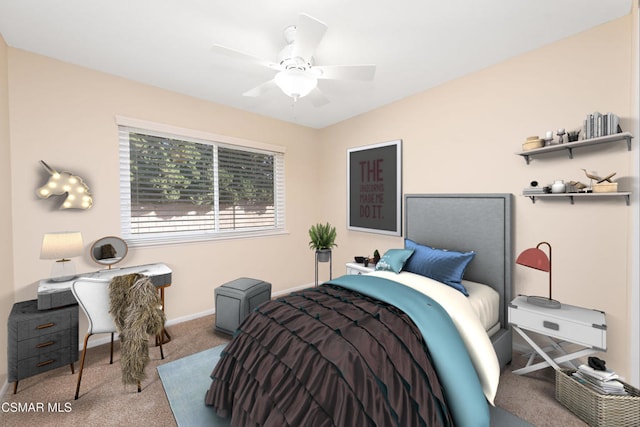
<box><xmin>0</xmin><ymin>33</ymin><xmax>15</xmax><ymax>387</ymax></box>
<box><xmin>2</xmin><ymin>15</ymin><xmax>637</xmax><ymax>382</ymax></box>
<box><xmin>6</xmin><ymin>48</ymin><xmax>322</xmax><ymax>362</ymax></box>
<box><xmin>320</xmin><ymin>16</ymin><xmax>636</xmax><ymax>378</ymax></box>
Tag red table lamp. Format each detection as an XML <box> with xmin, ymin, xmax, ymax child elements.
<box><xmin>516</xmin><ymin>241</ymin><xmax>561</xmax><ymax>309</ymax></box>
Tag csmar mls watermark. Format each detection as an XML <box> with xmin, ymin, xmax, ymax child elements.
<box><xmin>2</xmin><ymin>401</ymin><xmax>72</xmax><ymax>413</ymax></box>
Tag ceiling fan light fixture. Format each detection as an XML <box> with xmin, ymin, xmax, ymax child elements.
<box><xmin>274</xmin><ymin>68</ymin><xmax>317</xmax><ymax>100</ymax></box>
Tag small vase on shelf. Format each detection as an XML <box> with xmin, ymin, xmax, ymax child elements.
<box><xmin>551</xmin><ymin>180</ymin><xmax>566</xmax><ymax>194</ymax></box>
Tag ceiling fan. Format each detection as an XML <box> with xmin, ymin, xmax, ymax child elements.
<box><xmin>211</xmin><ymin>13</ymin><xmax>376</xmax><ymax>106</ymax></box>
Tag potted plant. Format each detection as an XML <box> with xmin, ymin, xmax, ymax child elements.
<box><xmin>308</xmin><ymin>222</ymin><xmax>337</xmax><ymax>262</ymax></box>
<box><xmin>372</xmin><ymin>249</ymin><xmax>381</xmax><ymax>264</ymax></box>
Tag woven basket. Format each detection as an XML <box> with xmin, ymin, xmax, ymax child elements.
<box><xmin>555</xmin><ymin>369</ymin><xmax>640</xmax><ymax>427</ymax></box>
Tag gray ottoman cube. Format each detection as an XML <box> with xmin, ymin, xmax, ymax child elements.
<box><xmin>214</xmin><ymin>277</ymin><xmax>271</xmax><ymax>335</ymax></box>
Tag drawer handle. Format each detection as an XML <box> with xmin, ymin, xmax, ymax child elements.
<box><xmin>36</xmin><ymin>340</ymin><xmax>55</xmax><ymax>349</ymax></box>
<box><xmin>36</xmin><ymin>359</ymin><xmax>55</xmax><ymax>368</ymax></box>
<box><xmin>36</xmin><ymin>323</ymin><xmax>55</xmax><ymax>330</ymax></box>
<box><xmin>543</xmin><ymin>321</ymin><xmax>559</xmax><ymax>331</ymax></box>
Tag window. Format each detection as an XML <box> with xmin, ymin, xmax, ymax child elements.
<box><xmin>118</xmin><ymin>119</ymin><xmax>285</xmax><ymax>245</ymax></box>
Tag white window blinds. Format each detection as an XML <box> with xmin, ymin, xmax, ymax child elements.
<box><xmin>119</xmin><ymin>123</ymin><xmax>285</xmax><ymax>245</ymax></box>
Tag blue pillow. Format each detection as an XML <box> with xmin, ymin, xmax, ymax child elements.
<box><xmin>403</xmin><ymin>239</ymin><xmax>475</xmax><ymax>296</ymax></box>
<box><xmin>375</xmin><ymin>249</ymin><xmax>415</xmax><ymax>274</ymax></box>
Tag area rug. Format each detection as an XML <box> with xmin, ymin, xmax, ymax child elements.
<box><xmin>158</xmin><ymin>344</ymin><xmax>533</xmax><ymax>427</ymax></box>
<box><xmin>157</xmin><ymin>345</ymin><xmax>230</xmax><ymax>427</ymax></box>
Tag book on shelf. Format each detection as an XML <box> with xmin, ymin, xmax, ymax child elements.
<box><xmin>583</xmin><ymin>111</ymin><xmax>621</xmax><ymax>139</ymax></box>
<box><xmin>522</xmin><ymin>187</ymin><xmax>548</xmax><ymax>195</ymax></box>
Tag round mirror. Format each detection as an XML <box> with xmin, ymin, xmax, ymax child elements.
<box><xmin>90</xmin><ymin>236</ymin><xmax>128</xmax><ymax>267</ymax></box>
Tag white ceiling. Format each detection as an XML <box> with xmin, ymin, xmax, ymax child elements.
<box><xmin>0</xmin><ymin>1</ymin><xmax>632</xmax><ymax>129</ymax></box>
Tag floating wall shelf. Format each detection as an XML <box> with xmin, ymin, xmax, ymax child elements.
<box><xmin>516</xmin><ymin>132</ymin><xmax>633</xmax><ymax>164</ymax></box>
<box><xmin>524</xmin><ymin>192</ymin><xmax>631</xmax><ymax>205</ymax></box>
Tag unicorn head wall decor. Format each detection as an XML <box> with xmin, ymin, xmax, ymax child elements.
<box><xmin>36</xmin><ymin>161</ymin><xmax>93</xmax><ymax>209</ymax></box>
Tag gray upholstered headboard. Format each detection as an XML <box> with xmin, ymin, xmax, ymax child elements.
<box><xmin>404</xmin><ymin>193</ymin><xmax>513</xmax><ymax>368</ymax></box>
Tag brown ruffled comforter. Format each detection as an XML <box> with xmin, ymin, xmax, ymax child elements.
<box><xmin>205</xmin><ymin>284</ymin><xmax>453</xmax><ymax>427</ymax></box>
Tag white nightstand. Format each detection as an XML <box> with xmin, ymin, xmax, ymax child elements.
<box><xmin>345</xmin><ymin>262</ymin><xmax>375</xmax><ymax>275</ymax></box>
<box><xmin>508</xmin><ymin>295</ymin><xmax>606</xmax><ymax>375</ymax></box>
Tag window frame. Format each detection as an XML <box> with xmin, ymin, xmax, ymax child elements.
<box><xmin>117</xmin><ymin>116</ymin><xmax>286</xmax><ymax>247</ymax></box>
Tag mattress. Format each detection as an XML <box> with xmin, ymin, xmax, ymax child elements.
<box><xmin>463</xmin><ymin>279</ymin><xmax>500</xmax><ymax>335</ymax></box>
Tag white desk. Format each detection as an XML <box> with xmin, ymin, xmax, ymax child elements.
<box><xmin>508</xmin><ymin>295</ymin><xmax>606</xmax><ymax>375</ymax></box>
<box><xmin>37</xmin><ymin>263</ymin><xmax>172</xmax><ymax>343</ymax></box>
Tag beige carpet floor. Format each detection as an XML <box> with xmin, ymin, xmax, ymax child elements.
<box><xmin>1</xmin><ymin>314</ymin><xmax>587</xmax><ymax>426</ymax></box>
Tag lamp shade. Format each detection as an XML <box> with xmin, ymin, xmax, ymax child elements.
<box><xmin>515</xmin><ymin>247</ymin><xmax>550</xmax><ymax>272</ymax></box>
<box><xmin>274</xmin><ymin>68</ymin><xmax>317</xmax><ymax>100</ymax></box>
<box><xmin>40</xmin><ymin>232</ymin><xmax>84</xmax><ymax>260</ymax></box>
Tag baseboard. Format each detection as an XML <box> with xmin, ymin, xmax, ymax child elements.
<box><xmin>81</xmin><ymin>282</ymin><xmax>315</xmax><ymax>350</ymax></box>
<box><xmin>272</xmin><ymin>282</ymin><xmax>315</xmax><ymax>297</ymax></box>
<box><xmin>0</xmin><ymin>378</ymin><xmax>8</xmax><ymax>397</ymax></box>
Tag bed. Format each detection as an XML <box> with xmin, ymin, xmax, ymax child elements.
<box><xmin>205</xmin><ymin>193</ymin><xmax>513</xmax><ymax>427</ymax></box>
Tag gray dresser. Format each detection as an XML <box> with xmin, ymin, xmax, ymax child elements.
<box><xmin>8</xmin><ymin>299</ymin><xmax>79</xmax><ymax>393</ymax></box>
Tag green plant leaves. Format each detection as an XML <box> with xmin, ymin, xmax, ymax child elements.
<box><xmin>308</xmin><ymin>222</ymin><xmax>337</xmax><ymax>250</ymax></box>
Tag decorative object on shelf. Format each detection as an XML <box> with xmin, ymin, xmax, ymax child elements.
<box><xmin>90</xmin><ymin>236</ymin><xmax>128</xmax><ymax>268</ymax></box>
<box><xmin>582</xmin><ymin>168</ymin><xmax>617</xmax><ymax>192</ymax></box>
<box><xmin>522</xmin><ymin>181</ymin><xmax>549</xmax><ymax>196</ymax></box>
<box><xmin>308</xmin><ymin>222</ymin><xmax>337</xmax><ymax>262</ymax></box>
<box><xmin>516</xmin><ymin>241</ymin><xmax>561</xmax><ymax>309</ymax></box>
<box><xmin>522</xmin><ymin>136</ymin><xmax>544</xmax><ymax>151</ymax></box>
<box><xmin>40</xmin><ymin>231</ymin><xmax>84</xmax><ymax>281</ymax></box>
<box><xmin>567</xmin><ymin>180</ymin><xmax>588</xmax><ymax>193</ymax></box>
<box><xmin>544</xmin><ymin>131</ymin><xmax>554</xmax><ymax>146</ymax></box>
<box><xmin>557</xmin><ymin>128</ymin><xmax>566</xmax><ymax>144</ymax></box>
<box><xmin>582</xmin><ymin>168</ymin><xmax>616</xmax><ymax>184</ymax></box>
<box><xmin>567</xmin><ymin>130</ymin><xmax>581</xmax><ymax>142</ymax></box>
<box><xmin>36</xmin><ymin>161</ymin><xmax>93</xmax><ymax>210</ymax></box>
<box><xmin>593</xmin><ymin>182</ymin><xmax>619</xmax><ymax>193</ymax></box>
<box><xmin>551</xmin><ymin>180</ymin><xmax>567</xmax><ymax>194</ymax></box>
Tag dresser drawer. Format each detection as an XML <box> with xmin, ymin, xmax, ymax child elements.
<box><xmin>16</xmin><ymin>310</ymin><xmax>72</xmax><ymax>341</ymax></box>
<box><xmin>509</xmin><ymin>296</ymin><xmax>606</xmax><ymax>350</ymax></box>
<box><xmin>17</xmin><ymin>329</ymin><xmax>71</xmax><ymax>360</ymax></box>
<box><xmin>16</xmin><ymin>348</ymin><xmax>73</xmax><ymax>380</ymax></box>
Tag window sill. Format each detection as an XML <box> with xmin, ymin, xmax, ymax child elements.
<box><xmin>125</xmin><ymin>229</ymin><xmax>289</xmax><ymax>248</ymax></box>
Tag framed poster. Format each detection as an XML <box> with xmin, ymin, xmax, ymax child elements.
<box><xmin>347</xmin><ymin>139</ymin><xmax>402</xmax><ymax>236</ymax></box>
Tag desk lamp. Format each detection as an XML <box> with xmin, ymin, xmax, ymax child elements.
<box><xmin>41</xmin><ymin>231</ymin><xmax>83</xmax><ymax>281</ymax></box>
<box><xmin>516</xmin><ymin>241</ymin><xmax>561</xmax><ymax>309</ymax></box>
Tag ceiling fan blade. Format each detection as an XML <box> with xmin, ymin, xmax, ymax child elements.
<box><xmin>306</xmin><ymin>87</ymin><xmax>330</xmax><ymax>107</ymax></box>
<box><xmin>211</xmin><ymin>44</ymin><xmax>279</xmax><ymax>70</ymax></box>
<box><xmin>291</xmin><ymin>13</ymin><xmax>328</xmax><ymax>60</ymax></box>
<box><xmin>242</xmin><ymin>79</ymin><xmax>278</xmax><ymax>97</ymax></box>
<box><xmin>315</xmin><ymin>64</ymin><xmax>376</xmax><ymax>81</ymax></box>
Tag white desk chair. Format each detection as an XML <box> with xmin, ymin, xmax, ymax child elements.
<box><xmin>71</xmin><ymin>277</ymin><xmax>164</xmax><ymax>400</ymax></box>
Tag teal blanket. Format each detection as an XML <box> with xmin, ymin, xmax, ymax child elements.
<box><xmin>328</xmin><ymin>274</ymin><xmax>489</xmax><ymax>427</ymax></box>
